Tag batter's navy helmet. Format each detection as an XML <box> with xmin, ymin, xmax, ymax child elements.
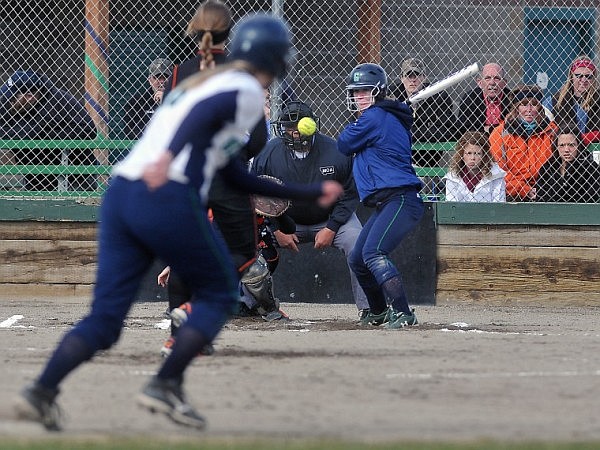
<box><xmin>346</xmin><ymin>63</ymin><xmax>388</xmax><ymax>94</ymax></box>
<box><xmin>345</xmin><ymin>63</ymin><xmax>388</xmax><ymax>112</ymax></box>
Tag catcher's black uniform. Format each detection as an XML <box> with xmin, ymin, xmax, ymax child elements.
<box><xmin>163</xmin><ymin>49</ymin><xmax>268</xmax><ymax>320</ymax></box>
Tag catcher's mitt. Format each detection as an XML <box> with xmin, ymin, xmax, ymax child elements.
<box><xmin>253</xmin><ymin>175</ymin><xmax>292</xmax><ymax>217</ymax></box>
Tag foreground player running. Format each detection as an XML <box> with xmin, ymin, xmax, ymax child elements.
<box><xmin>13</xmin><ymin>14</ymin><xmax>342</xmax><ymax>431</ymax></box>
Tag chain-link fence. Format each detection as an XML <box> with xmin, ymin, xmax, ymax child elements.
<box><xmin>1</xmin><ymin>1</ymin><xmax>599</xmax><ymax>202</ymax></box>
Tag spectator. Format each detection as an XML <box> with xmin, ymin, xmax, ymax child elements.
<box><xmin>543</xmin><ymin>55</ymin><xmax>600</xmax><ymax>145</ymax></box>
<box><xmin>251</xmin><ymin>101</ymin><xmax>370</xmax><ymax>317</ymax></box>
<box><xmin>389</xmin><ymin>57</ymin><xmax>456</xmax><ymax>196</ymax></box>
<box><xmin>124</xmin><ymin>58</ymin><xmax>172</xmax><ymax>140</ymax></box>
<box><xmin>536</xmin><ymin>130</ymin><xmax>600</xmax><ymax>203</ymax></box>
<box><xmin>490</xmin><ymin>85</ymin><xmax>557</xmax><ymax>201</ymax></box>
<box><xmin>163</xmin><ymin>0</ymin><xmax>230</xmax><ymax>97</ymax></box>
<box><xmin>0</xmin><ymin>70</ymin><xmax>97</xmax><ymax>191</ymax></box>
<box><xmin>389</xmin><ymin>57</ymin><xmax>456</xmax><ymax>164</ymax></box>
<box><xmin>163</xmin><ymin>0</ymin><xmax>295</xmax><ymax>106</ymax></box>
<box><xmin>161</xmin><ymin>0</ymin><xmax>275</xmax><ymax>153</ymax></box>
<box><xmin>458</xmin><ymin>62</ymin><xmax>511</xmax><ymax>134</ymax></box>
<box><xmin>443</xmin><ymin>131</ymin><xmax>506</xmax><ymax>202</ymax></box>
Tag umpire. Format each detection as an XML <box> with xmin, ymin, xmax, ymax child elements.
<box><xmin>251</xmin><ymin>101</ymin><xmax>369</xmax><ymax>317</ymax></box>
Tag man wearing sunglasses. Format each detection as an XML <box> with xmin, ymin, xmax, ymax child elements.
<box><xmin>389</xmin><ymin>58</ymin><xmax>457</xmax><ymax>164</ymax></box>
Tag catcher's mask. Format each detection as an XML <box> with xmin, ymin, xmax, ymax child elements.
<box><xmin>273</xmin><ymin>101</ymin><xmax>320</xmax><ymax>156</ymax></box>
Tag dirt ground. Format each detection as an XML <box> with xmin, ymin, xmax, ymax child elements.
<box><xmin>0</xmin><ymin>297</ymin><xmax>599</xmax><ymax>443</ymax></box>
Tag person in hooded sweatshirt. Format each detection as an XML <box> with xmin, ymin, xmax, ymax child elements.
<box><xmin>337</xmin><ymin>63</ymin><xmax>424</xmax><ymax>330</ymax></box>
<box><xmin>443</xmin><ymin>131</ymin><xmax>506</xmax><ymax>202</ymax></box>
<box><xmin>0</xmin><ymin>70</ymin><xmax>97</xmax><ymax>191</ymax></box>
<box><xmin>535</xmin><ymin>130</ymin><xmax>600</xmax><ymax>203</ymax></box>
<box><xmin>389</xmin><ymin>57</ymin><xmax>457</xmax><ymax>165</ymax></box>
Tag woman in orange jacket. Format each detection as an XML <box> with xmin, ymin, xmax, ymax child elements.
<box><xmin>489</xmin><ymin>85</ymin><xmax>558</xmax><ymax>201</ymax></box>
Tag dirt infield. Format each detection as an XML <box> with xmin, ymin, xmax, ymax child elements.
<box><xmin>0</xmin><ymin>297</ymin><xmax>599</xmax><ymax>443</ymax></box>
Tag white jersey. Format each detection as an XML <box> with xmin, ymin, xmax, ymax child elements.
<box><xmin>112</xmin><ymin>69</ymin><xmax>265</xmax><ymax>201</ymax></box>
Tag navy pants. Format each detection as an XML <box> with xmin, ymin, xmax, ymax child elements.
<box><xmin>70</xmin><ymin>177</ymin><xmax>239</xmax><ymax>352</ymax></box>
<box><xmin>349</xmin><ymin>189</ymin><xmax>424</xmax><ymax>309</ymax></box>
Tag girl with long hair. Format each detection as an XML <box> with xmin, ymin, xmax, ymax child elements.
<box><xmin>444</xmin><ymin>131</ymin><xmax>506</xmax><ymax>202</ymax></box>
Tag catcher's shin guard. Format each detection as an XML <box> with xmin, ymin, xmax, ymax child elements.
<box><xmin>240</xmin><ymin>254</ymin><xmax>278</xmax><ymax>314</ymax></box>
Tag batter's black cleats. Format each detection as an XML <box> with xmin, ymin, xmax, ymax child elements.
<box><xmin>359</xmin><ymin>308</ymin><xmax>389</xmax><ymax>326</ymax></box>
<box><xmin>385</xmin><ymin>308</ymin><xmax>418</xmax><ymax>329</ymax></box>
<box><xmin>137</xmin><ymin>376</ymin><xmax>206</xmax><ymax>429</ymax></box>
<box><xmin>14</xmin><ymin>383</ymin><xmax>63</xmax><ymax>431</ymax></box>
<box><xmin>358</xmin><ymin>309</ymin><xmax>370</xmax><ymax>322</ymax></box>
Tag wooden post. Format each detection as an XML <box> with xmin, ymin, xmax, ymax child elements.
<box><xmin>357</xmin><ymin>0</ymin><xmax>382</xmax><ymax>64</ymax></box>
<box><xmin>84</xmin><ymin>0</ymin><xmax>110</xmax><ymax>139</ymax></box>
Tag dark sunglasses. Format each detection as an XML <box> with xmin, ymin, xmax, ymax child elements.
<box><xmin>573</xmin><ymin>73</ymin><xmax>594</xmax><ymax>80</ymax></box>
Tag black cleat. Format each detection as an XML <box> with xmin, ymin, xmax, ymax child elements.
<box><xmin>14</xmin><ymin>383</ymin><xmax>63</xmax><ymax>431</ymax></box>
<box><xmin>137</xmin><ymin>376</ymin><xmax>206</xmax><ymax>429</ymax></box>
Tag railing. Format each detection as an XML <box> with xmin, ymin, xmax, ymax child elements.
<box><xmin>412</xmin><ymin>142</ymin><xmax>455</xmax><ymax>178</ymax></box>
<box><xmin>1</xmin><ymin>140</ymin><xmax>599</xmax><ymax>199</ymax></box>
<box><xmin>0</xmin><ymin>139</ymin><xmax>134</xmax><ymax>197</ymax></box>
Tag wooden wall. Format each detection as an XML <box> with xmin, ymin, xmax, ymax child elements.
<box><xmin>0</xmin><ymin>222</ymin><xmax>97</xmax><ymax>298</ymax></box>
<box><xmin>1</xmin><ymin>219</ymin><xmax>598</xmax><ymax>305</ymax></box>
<box><xmin>437</xmin><ymin>225</ymin><xmax>600</xmax><ymax>305</ymax></box>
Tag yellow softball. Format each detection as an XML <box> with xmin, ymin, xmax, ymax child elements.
<box><xmin>297</xmin><ymin>117</ymin><xmax>317</xmax><ymax>136</ymax></box>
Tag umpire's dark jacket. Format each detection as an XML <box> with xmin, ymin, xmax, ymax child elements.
<box><xmin>251</xmin><ymin>133</ymin><xmax>359</xmax><ymax>232</ymax></box>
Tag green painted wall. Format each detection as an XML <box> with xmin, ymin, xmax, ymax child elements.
<box><xmin>1</xmin><ymin>198</ymin><xmax>599</xmax><ymax>226</ymax></box>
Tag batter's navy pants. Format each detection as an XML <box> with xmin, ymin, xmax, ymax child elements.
<box><xmin>349</xmin><ymin>188</ymin><xmax>424</xmax><ymax>295</ymax></box>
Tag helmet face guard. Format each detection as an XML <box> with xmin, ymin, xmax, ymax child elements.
<box><xmin>345</xmin><ymin>63</ymin><xmax>388</xmax><ymax>112</ymax></box>
<box><xmin>346</xmin><ymin>84</ymin><xmax>382</xmax><ymax>112</ymax></box>
<box><xmin>273</xmin><ymin>101</ymin><xmax>319</xmax><ymax>155</ymax></box>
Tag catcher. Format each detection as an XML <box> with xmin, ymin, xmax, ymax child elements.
<box><xmin>158</xmin><ymin>176</ymin><xmax>295</xmax><ymax>357</ymax></box>
<box><xmin>155</xmin><ymin>1</ymin><xmax>286</xmax><ymax>357</ymax></box>
<box><xmin>238</xmin><ymin>176</ymin><xmax>296</xmax><ymax>316</ymax></box>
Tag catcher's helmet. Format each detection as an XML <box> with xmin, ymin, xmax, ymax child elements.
<box><xmin>273</xmin><ymin>101</ymin><xmax>319</xmax><ymax>155</ymax></box>
<box><xmin>345</xmin><ymin>63</ymin><xmax>388</xmax><ymax>112</ymax></box>
<box><xmin>228</xmin><ymin>14</ymin><xmax>292</xmax><ymax>79</ymax></box>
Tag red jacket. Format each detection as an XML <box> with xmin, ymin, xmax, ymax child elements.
<box><xmin>489</xmin><ymin>118</ymin><xmax>557</xmax><ymax>199</ymax></box>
